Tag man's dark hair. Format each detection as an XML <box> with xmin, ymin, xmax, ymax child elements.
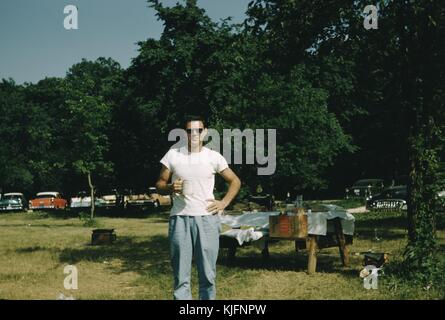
<box><xmin>184</xmin><ymin>114</ymin><xmax>206</xmax><ymax>128</ymax></box>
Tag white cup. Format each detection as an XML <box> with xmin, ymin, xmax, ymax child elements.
<box><xmin>182</xmin><ymin>180</ymin><xmax>193</xmax><ymax>196</ymax></box>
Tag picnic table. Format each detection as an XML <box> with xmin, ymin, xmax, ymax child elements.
<box><xmin>219</xmin><ymin>209</ymin><xmax>354</xmax><ymax>274</ymax></box>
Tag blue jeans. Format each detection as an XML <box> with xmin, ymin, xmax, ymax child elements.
<box><xmin>168</xmin><ymin>215</ymin><xmax>221</xmax><ymax>300</ymax></box>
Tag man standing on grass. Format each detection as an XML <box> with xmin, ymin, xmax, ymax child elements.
<box><xmin>156</xmin><ymin>115</ymin><xmax>241</xmax><ymax>300</ymax></box>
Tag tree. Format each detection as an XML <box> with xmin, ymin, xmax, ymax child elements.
<box><xmin>395</xmin><ymin>1</ymin><xmax>445</xmax><ymax>281</ymax></box>
<box><xmin>244</xmin><ymin>0</ymin><xmax>365</xmax><ymax>195</ymax></box>
<box><xmin>211</xmin><ymin>64</ymin><xmax>353</xmax><ymax>196</ymax></box>
<box><xmin>23</xmin><ymin>77</ymin><xmax>72</xmax><ymax>194</ymax></box>
<box><xmin>115</xmin><ymin>0</ymin><xmax>242</xmax><ymax>189</ymax></box>
<box><xmin>63</xmin><ymin>59</ymin><xmax>119</xmax><ymax>218</ymax></box>
<box><xmin>117</xmin><ymin>0</ymin><xmax>352</xmax><ymax>197</ymax></box>
<box><xmin>0</xmin><ymin>79</ymin><xmax>34</xmax><ymax>194</ymax></box>
<box><xmin>246</xmin><ymin>0</ymin><xmax>445</xmax><ymax>281</ymax></box>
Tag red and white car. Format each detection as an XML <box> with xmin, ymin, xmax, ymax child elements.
<box><xmin>29</xmin><ymin>192</ymin><xmax>68</xmax><ymax>210</ymax></box>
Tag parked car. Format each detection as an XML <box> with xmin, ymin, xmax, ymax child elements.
<box><xmin>148</xmin><ymin>187</ymin><xmax>172</xmax><ymax>208</ymax></box>
<box><xmin>70</xmin><ymin>191</ymin><xmax>105</xmax><ymax>209</ymax></box>
<box><xmin>367</xmin><ymin>185</ymin><xmax>445</xmax><ymax>212</ymax></box>
<box><xmin>125</xmin><ymin>192</ymin><xmax>153</xmax><ymax>209</ymax></box>
<box><xmin>391</xmin><ymin>175</ymin><xmax>408</xmax><ymax>187</ymax></box>
<box><xmin>125</xmin><ymin>187</ymin><xmax>171</xmax><ymax>209</ymax></box>
<box><xmin>95</xmin><ymin>189</ymin><xmax>119</xmax><ymax>210</ymax></box>
<box><xmin>0</xmin><ymin>193</ymin><xmax>27</xmax><ymax>212</ymax></box>
<box><xmin>366</xmin><ymin>185</ymin><xmax>407</xmax><ymax>211</ymax></box>
<box><xmin>345</xmin><ymin>179</ymin><xmax>385</xmax><ymax>199</ymax></box>
<box><xmin>29</xmin><ymin>192</ymin><xmax>68</xmax><ymax>210</ymax></box>
<box><xmin>70</xmin><ymin>191</ymin><xmax>91</xmax><ymax>209</ymax></box>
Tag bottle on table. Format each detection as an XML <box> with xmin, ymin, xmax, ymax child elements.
<box><xmin>284</xmin><ymin>191</ymin><xmax>292</xmax><ymax>204</ymax></box>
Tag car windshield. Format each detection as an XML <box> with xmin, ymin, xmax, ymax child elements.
<box><xmin>35</xmin><ymin>194</ymin><xmax>56</xmax><ymax>199</ymax></box>
<box><xmin>98</xmin><ymin>190</ymin><xmax>117</xmax><ymax>196</ymax></box>
<box><xmin>3</xmin><ymin>195</ymin><xmax>21</xmax><ymax>200</ymax></box>
<box><xmin>354</xmin><ymin>180</ymin><xmax>381</xmax><ymax>186</ymax></box>
<box><xmin>394</xmin><ymin>190</ymin><xmax>407</xmax><ymax>197</ymax></box>
<box><xmin>383</xmin><ymin>187</ymin><xmax>407</xmax><ymax>198</ymax></box>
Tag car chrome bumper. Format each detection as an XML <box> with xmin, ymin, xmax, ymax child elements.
<box><xmin>126</xmin><ymin>201</ymin><xmax>155</xmax><ymax>207</ymax></box>
<box><xmin>0</xmin><ymin>206</ymin><xmax>24</xmax><ymax>211</ymax></box>
<box><xmin>30</xmin><ymin>205</ymin><xmax>56</xmax><ymax>210</ymax></box>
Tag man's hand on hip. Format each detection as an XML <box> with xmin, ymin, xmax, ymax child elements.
<box><xmin>206</xmin><ymin>199</ymin><xmax>228</xmax><ymax>215</ymax></box>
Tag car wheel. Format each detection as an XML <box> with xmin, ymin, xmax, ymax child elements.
<box><xmin>154</xmin><ymin>200</ymin><xmax>160</xmax><ymax>208</ymax></box>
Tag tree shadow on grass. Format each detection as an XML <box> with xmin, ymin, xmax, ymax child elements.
<box><xmin>58</xmin><ymin>235</ymin><xmax>171</xmax><ymax>274</ymax></box>
<box><xmin>15</xmin><ymin>246</ymin><xmax>48</xmax><ymax>253</ymax></box>
<box><xmin>354</xmin><ymin>229</ymin><xmax>407</xmax><ymax>241</ymax></box>
<box><xmin>57</xmin><ymin>234</ymin><xmax>352</xmax><ymax>276</ymax></box>
<box><xmin>30</xmin><ymin>211</ymin><xmax>79</xmax><ymax>219</ymax></box>
<box><xmin>354</xmin><ymin>215</ymin><xmax>408</xmax><ymax>241</ymax></box>
<box><xmin>48</xmin><ymin>233</ymin><xmax>365</xmax><ymax>282</ymax></box>
<box><xmin>217</xmin><ymin>248</ymin><xmax>357</xmax><ymax>276</ymax></box>
<box><xmin>92</xmin><ymin>208</ymin><xmax>170</xmax><ymax>219</ymax></box>
<box><xmin>0</xmin><ymin>223</ymin><xmax>80</xmax><ymax>228</ymax></box>
<box><xmin>355</xmin><ymin>215</ymin><xmax>407</xmax><ymax>230</ymax></box>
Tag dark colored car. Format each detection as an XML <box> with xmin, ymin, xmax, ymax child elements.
<box><xmin>392</xmin><ymin>175</ymin><xmax>408</xmax><ymax>186</ymax></box>
<box><xmin>367</xmin><ymin>186</ymin><xmax>445</xmax><ymax>212</ymax></box>
<box><xmin>0</xmin><ymin>193</ymin><xmax>27</xmax><ymax>212</ymax></box>
<box><xmin>345</xmin><ymin>179</ymin><xmax>385</xmax><ymax>199</ymax></box>
<box><xmin>248</xmin><ymin>194</ymin><xmax>274</xmax><ymax>211</ymax></box>
<box><xmin>366</xmin><ymin>185</ymin><xmax>407</xmax><ymax>211</ymax></box>
<box><xmin>439</xmin><ymin>190</ymin><xmax>445</xmax><ymax>213</ymax></box>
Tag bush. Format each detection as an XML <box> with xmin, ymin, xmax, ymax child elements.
<box><xmin>78</xmin><ymin>211</ymin><xmax>102</xmax><ymax>228</ymax></box>
<box><xmin>383</xmin><ymin>253</ymin><xmax>445</xmax><ymax>295</ymax></box>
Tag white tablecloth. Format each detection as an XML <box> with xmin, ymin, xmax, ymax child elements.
<box><xmin>219</xmin><ymin>205</ymin><xmax>355</xmax><ymax>245</ymax></box>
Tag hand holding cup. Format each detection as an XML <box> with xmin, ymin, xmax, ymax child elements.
<box><xmin>171</xmin><ymin>179</ymin><xmax>183</xmax><ymax>195</ymax></box>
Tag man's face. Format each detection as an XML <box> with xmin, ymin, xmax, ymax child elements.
<box><xmin>186</xmin><ymin>120</ymin><xmax>205</xmax><ymax>146</ymax></box>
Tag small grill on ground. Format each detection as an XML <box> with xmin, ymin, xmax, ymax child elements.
<box><xmin>91</xmin><ymin>229</ymin><xmax>116</xmax><ymax>245</ymax></box>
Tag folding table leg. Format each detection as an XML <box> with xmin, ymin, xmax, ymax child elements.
<box><xmin>307</xmin><ymin>235</ymin><xmax>318</xmax><ymax>274</ymax></box>
<box><xmin>333</xmin><ymin>218</ymin><xmax>349</xmax><ymax>267</ymax></box>
<box><xmin>261</xmin><ymin>240</ymin><xmax>270</xmax><ymax>259</ymax></box>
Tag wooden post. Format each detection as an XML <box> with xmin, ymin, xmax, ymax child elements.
<box><xmin>307</xmin><ymin>234</ymin><xmax>318</xmax><ymax>274</ymax></box>
<box><xmin>261</xmin><ymin>240</ymin><xmax>270</xmax><ymax>259</ymax></box>
<box><xmin>333</xmin><ymin>218</ymin><xmax>349</xmax><ymax>267</ymax></box>
<box><xmin>87</xmin><ymin>171</ymin><xmax>95</xmax><ymax>220</ymax></box>
<box><xmin>228</xmin><ymin>245</ymin><xmax>237</xmax><ymax>260</ymax></box>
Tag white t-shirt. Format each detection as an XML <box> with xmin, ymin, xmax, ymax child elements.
<box><xmin>160</xmin><ymin>146</ymin><xmax>229</xmax><ymax>216</ymax></box>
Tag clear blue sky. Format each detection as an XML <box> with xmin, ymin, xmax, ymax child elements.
<box><xmin>0</xmin><ymin>0</ymin><xmax>251</xmax><ymax>84</ymax></box>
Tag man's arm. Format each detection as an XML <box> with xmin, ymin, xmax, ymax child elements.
<box><xmin>156</xmin><ymin>165</ymin><xmax>182</xmax><ymax>195</ymax></box>
<box><xmin>206</xmin><ymin>168</ymin><xmax>241</xmax><ymax>214</ymax></box>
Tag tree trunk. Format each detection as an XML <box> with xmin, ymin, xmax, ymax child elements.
<box><xmin>407</xmin><ymin>133</ymin><xmax>423</xmax><ymax>245</ymax></box>
<box><xmin>402</xmin><ymin>1</ymin><xmax>441</xmax><ymax>270</ymax></box>
<box><xmin>87</xmin><ymin>171</ymin><xmax>95</xmax><ymax>219</ymax></box>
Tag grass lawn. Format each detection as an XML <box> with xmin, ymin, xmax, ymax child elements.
<box><xmin>0</xmin><ymin>208</ymin><xmax>444</xmax><ymax>300</ymax></box>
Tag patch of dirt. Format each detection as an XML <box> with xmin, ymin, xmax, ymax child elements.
<box><xmin>347</xmin><ymin>206</ymin><xmax>369</xmax><ymax>213</ymax></box>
